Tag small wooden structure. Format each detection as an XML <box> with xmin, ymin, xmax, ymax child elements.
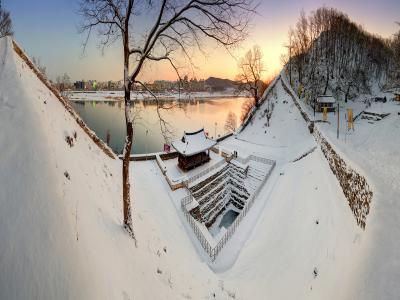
<box><xmin>312</xmin><ymin>95</ymin><xmax>336</xmax><ymax>112</ymax></box>
<box><xmin>172</xmin><ymin>128</ymin><xmax>217</xmax><ymax>171</ymax></box>
<box><xmin>394</xmin><ymin>92</ymin><xmax>400</xmax><ymax>102</ymax></box>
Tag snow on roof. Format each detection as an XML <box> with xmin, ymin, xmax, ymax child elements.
<box><xmin>172</xmin><ymin>128</ymin><xmax>216</xmax><ymax>156</ymax></box>
<box><xmin>317</xmin><ymin>95</ymin><xmax>336</xmax><ymax>103</ymax></box>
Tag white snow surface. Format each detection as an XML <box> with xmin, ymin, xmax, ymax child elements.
<box><xmin>281</xmin><ymin>72</ymin><xmax>400</xmax><ymax>299</ymax></box>
<box><xmin>1</xmin><ymin>36</ymin><xmax>399</xmax><ymax>299</ymax></box>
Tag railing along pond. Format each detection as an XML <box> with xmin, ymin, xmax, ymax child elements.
<box><xmin>180</xmin><ymin>156</ymin><xmax>276</xmax><ymax>261</ymax></box>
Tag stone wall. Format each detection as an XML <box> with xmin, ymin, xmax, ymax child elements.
<box><xmin>314</xmin><ymin>129</ymin><xmax>372</xmax><ymax>228</ymax></box>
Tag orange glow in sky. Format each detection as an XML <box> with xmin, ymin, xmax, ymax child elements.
<box><xmin>6</xmin><ymin>0</ymin><xmax>400</xmax><ymax>82</ymax></box>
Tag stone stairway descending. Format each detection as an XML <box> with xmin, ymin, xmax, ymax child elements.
<box><xmin>188</xmin><ymin>159</ymin><xmax>270</xmax><ymax>229</ymax></box>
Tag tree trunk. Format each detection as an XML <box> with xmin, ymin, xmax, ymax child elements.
<box><xmin>254</xmin><ymin>86</ymin><xmax>259</xmax><ymax>107</ymax></box>
<box><xmin>323</xmin><ymin>66</ymin><xmax>329</xmax><ymax>95</ymax></box>
<box><xmin>345</xmin><ymin>85</ymin><xmax>350</xmax><ymax>103</ymax></box>
<box><xmin>122</xmin><ymin>96</ymin><xmax>133</xmax><ymax>230</ymax></box>
<box><xmin>122</xmin><ymin>34</ymin><xmax>134</xmax><ymax>234</ymax></box>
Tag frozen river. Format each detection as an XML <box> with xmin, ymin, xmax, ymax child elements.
<box><xmin>70</xmin><ymin>97</ymin><xmax>250</xmax><ymax>154</ymax></box>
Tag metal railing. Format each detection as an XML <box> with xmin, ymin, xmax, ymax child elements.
<box><xmin>181</xmin><ymin>156</ymin><xmax>276</xmax><ymax>261</ymax></box>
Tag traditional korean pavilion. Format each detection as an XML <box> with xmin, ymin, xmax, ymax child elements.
<box><xmin>171</xmin><ymin>128</ymin><xmax>217</xmax><ymax>171</ymax></box>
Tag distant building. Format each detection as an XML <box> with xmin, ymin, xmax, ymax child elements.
<box><xmin>312</xmin><ymin>95</ymin><xmax>336</xmax><ymax>112</ymax></box>
<box><xmin>74</xmin><ymin>80</ymin><xmax>86</xmax><ymax>90</ymax></box>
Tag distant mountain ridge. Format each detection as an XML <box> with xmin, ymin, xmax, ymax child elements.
<box><xmin>205</xmin><ymin>76</ymin><xmax>236</xmax><ymax>91</ymax></box>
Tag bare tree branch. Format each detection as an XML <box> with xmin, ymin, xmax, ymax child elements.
<box><xmin>0</xmin><ymin>1</ymin><xmax>13</xmax><ymax>38</ymax></box>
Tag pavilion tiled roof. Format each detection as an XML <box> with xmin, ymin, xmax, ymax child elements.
<box><xmin>171</xmin><ymin>128</ymin><xmax>216</xmax><ymax>156</ymax></box>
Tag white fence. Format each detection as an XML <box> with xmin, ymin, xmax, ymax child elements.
<box><xmin>184</xmin><ymin>159</ymin><xmax>226</xmax><ymax>186</ymax></box>
<box><xmin>235</xmin><ymin>154</ymin><xmax>275</xmax><ymax>166</ymax></box>
<box><xmin>181</xmin><ymin>156</ymin><xmax>276</xmax><ymax>261</ymax></box>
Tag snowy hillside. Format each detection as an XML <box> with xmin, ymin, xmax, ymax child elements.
<box><xmin>1</xmin><ymin>34</ymin><xmax>399</xmax><ymax>299</ymax></box>
<box><xmin>280</xmin><ymin>71</ymin><xmax>400</xmax><ymax>299</ymax></box>
<box><xmin>0</xmin><ymin>36</ymin><xmax>124</xmax><ymax>298</ymax></box>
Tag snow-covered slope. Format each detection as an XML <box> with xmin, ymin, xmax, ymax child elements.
<box><xmin>0</xmin><ymin>36</ymin><xmax>132</xmax><ymax>299</ymax></box>
<box><xmin>285</xmin><ymin>71</ymin><xmax>400</xmax><ymax>298</ymax></box>
<box><xmin>1</xmin><ymin>35</ymin><xmax>389</xmax><ymax>299</ymax></box>
<box><xmin>0</xmin><ymin>35</ymin><xmax>93</xmax><ymax>299</ymax></box>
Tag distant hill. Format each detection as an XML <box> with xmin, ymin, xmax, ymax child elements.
<box><xmin>286</xmin><ymin>7</ymin><xmax>397</xmax><ymax>102</ymax></box>
<box><xmin>205</xmin><ymin>76</ymin><xmax>236</xmax><ymax>91</ymax></box>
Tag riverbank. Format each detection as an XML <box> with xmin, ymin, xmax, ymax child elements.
<box><xmin>66</xmin><ymin>90</ymin><xmax>251</xmax><ymax>102</ymax></box>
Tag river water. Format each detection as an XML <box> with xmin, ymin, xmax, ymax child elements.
<box><xmin>71</xmin><ymin>97</ymin><xmax>249</xmax><ymax>154</ymax></box>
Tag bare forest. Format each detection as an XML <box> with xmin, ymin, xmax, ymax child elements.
<box><xmin>284</xmin><ymin>7</ymin><xmax>400</xmax><ymax>103</ymax></box>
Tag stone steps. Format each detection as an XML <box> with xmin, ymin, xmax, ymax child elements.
<box><xmin>187</xmin><ymin>159</ymin><xmax>270</xmax><ymax>229</ymax></box>
<box><xmin>190</xmin><ymin>165</ymin><xmax>229</xmax><ymax>194</ymax></box>
<box><xmin>192</xmin><ymin>169</ymin><xmax>228</xmax><ymax>199</ymax></box>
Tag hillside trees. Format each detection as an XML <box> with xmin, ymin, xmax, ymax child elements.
<box><xmin>56</xmin><ymin>73</ymin><xmax>71</xmax><ymax>92</ymax></box>
<box><xmin>32</xmin><ymin>57</ymin><xmax>47</xmax><ymax>77</ymax></box>
<box><xmin>392</xmin><ymin>22</ymin><xmax>400</xmax><ymax>80</ymax></box>
<box><xmin>78</xmin><ymin>0</ymin><xmax>257</xmax><ymax>236</ymax></box>
<box><xmin>0</xmin><ymin>0</ymin><xmax>13</xmax><ymax>38</ymax></box>
<box><xmin>285</xmin><ymin>7</ymin><xmax>394</xmax><ymax>103</ymax></box>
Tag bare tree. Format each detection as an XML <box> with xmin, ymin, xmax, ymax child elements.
<box><xmin>240</xmin><ymin>98</ymin><xmax>254</xmax><ymax>122</ymax></box>
<box><xmin>285</xmin><ymin>7</ymin><xmax>394</xmax><ymax>104</ymax></box>
<box><xmin>32</xmin><ymin>56</ymin><xmax>47</xmax><ymax>77</ymax></box>
<box><xmin>236</xmin><ymin>45</ymin><xmax>265</xmax><ymax>107</ymax></box>
<box><xmin>224</xmin><ymin>111</ymin><xmax>237</xmax><ymax>133</ymax></box>
<box><xmin>78</xmin><ymin>0</ymin><xmax>257</xmax><ymax>235</ymax></box>
<box><xmin>0</xmin><ymin>0</ymin><xmax>13</xmax><ymax>38</ymax></box>
<box><xmin>393</xmin><ymin>22</ymin><xmax>400</xmax><ymax>78</ymax></box>
<box><xmin>56</xmin><ymin>73</ymin><xmax>71</xmax><ymax>92</ymax></box>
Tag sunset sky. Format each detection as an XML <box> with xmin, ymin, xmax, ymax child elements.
<box><xmin>3</xmin><ymin>0</ymin><xmax>399</xmax><ymax>82</ymax></box>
